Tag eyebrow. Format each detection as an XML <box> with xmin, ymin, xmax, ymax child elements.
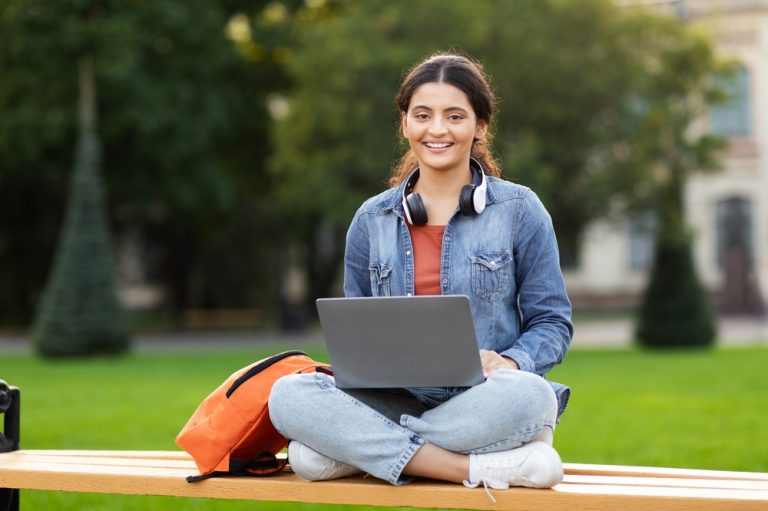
<box><xmin>411</xmin><ymin>105</ymin><xmax>470</xmax><ymax>113</ymax></box>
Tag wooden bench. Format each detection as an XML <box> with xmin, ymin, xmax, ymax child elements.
<box><xmin>2</xmin><ymin>383</ymin><xmax>768</xmax><ymax>510</ymax></box>
<box><xmin>2</xmin><ymin>450</ymin><xmax>768</xmax><ymax>510</ymax></box>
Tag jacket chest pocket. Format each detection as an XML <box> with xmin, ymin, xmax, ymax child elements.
<box><xmin>470</xmin><ymin>251</ymin><xmax>512</xmax><ymax>302</ymax></box>
<box><xmin>369</xmin><ymin>263</ymin><xmax>392</xmax><ymax>296</ymax></box>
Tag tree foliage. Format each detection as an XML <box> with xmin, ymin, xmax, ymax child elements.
<box><xmin>0</xmin><ymin>0</ymin><xmax>731</xmax><ymax>334</ymax></box>
<box><xmin>269</xmin><ymin>0</ymin><xmax>728</xmax><ymax>297</ymax></box>
<box><xmin>0</xmin><ymin>0</ymin><xmax>293</xmax><ymax>325</ymax></box>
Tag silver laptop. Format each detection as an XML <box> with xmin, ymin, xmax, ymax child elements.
<box><xmin>316</xmin><ymin>295</ymin><xmax>484</xmax><ymax>388</ymax></box>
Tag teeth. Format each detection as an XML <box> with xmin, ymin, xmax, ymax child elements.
<box><xmin>426</xmin><ymin>142</ymin><xmax>451</xmax><ymax>148</ymax></box>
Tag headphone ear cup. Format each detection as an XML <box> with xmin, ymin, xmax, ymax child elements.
<box><xmin>459</xmin><ymin>185</ymin><xmax>477</xmax><ymax>216</ymax></box>
<box><xmin>406</xmin><ymin>193</ymin><xmax>429</xmax><ymax>225</ymax></box>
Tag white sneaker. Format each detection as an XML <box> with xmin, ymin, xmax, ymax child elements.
<box><xmin>464</xmin><ymin>442</ymin><xmax>563</xmax><ymax>490</ymax></box>
<box><xmin>288</xmin><ymin>441</ymin><xmax>362</xmax><ymax>481</ymax></box>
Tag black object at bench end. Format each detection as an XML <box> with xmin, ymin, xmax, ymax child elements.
<box><xmin>0</xmin><ymin>379</ymin><xmax>20</xmax><ymax>452</ymax></box>
<box><xmin>0</xmin><ymin>379</ymin><xmax>20</xmax><ymax>511</ymax></box>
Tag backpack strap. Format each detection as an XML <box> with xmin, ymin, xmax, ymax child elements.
<box><xmin>231</xmin><ymin>452</ymin><xmax>288</xmax><ymax>476</ymax></box>
<box><xmin>186</xmin><ymin>452</ymin><xmax>287</xmax><ymax>482</ymax></box>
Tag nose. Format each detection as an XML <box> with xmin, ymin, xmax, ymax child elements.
<box><xmin>428</xmin><ymin>118</ymin><xmax>448</xmax><ymax>136</ymax></box>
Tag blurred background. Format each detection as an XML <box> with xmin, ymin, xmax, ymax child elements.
<box><xmin>1</xmin><ymin>0</ymin><xmax>767</xmax><ymax>355</ymax></box>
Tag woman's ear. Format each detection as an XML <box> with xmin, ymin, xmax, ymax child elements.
<box><xmin>475</xmin><ymin>121</ymin><xmax>488</xmax><ymax>140</ymax></box>
<box><xmin>401</xmin><ymin>115</ymin><xmax>409</xmax><ymax>138</ymax></box>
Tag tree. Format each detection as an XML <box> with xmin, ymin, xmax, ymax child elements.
<box><xmin>32</xmin><ymin>55</ymin><xmax>129</xmax><ymax>357</ymax></box>
<box><xmin>630</xmin><ymin>13</ymin><xmax>730</xmax><ymax>348</ymax></box>
<box><xmin>0</xmin><ymin>1</ymin><xmax>293</xmax><ymax>326</ymax></box>
<box><xmin>269</xmin><ymin>0</ymin><xmax>727</xmax><ymax>305</ymax></box>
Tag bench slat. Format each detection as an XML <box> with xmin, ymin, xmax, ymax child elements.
<box><xmin>16</xmin><ymin>451</ymin><xmax>768</xmax><ymax>482</ymax></box>
<box><xmin>4</xmin><ymin>454</ymin><xmax>767</xmax><ymax>492</ymax></box>
<box><xmin>1</xmin><ymin>451</ymin><xmax>767</xmax><ymax>511</ymax></box>
<box><xmin>564</xmin><ymin>474</ymin><xmax>768</xmax><ymax>491</ymax></box>
<box><xmin>0</xmin><ymin>452</ymin><xmax>196</xmax><ymax>470</ymax></box>
<box><xmin>11</xmin><ymin>451</ymin><xmax>768</xmax><ymax>481</ymax></box>
<box><xmin>7</xmin><ymin>452</ymin><xmax>768</xmax><ymax>490</ymax></box>
<box><xmin>3</xmin><ymin>462</ymin><xmax>767</xmax><ymax>511</ymax></box>
<box><xmin>19</xmin><ymin>450</ymin><xmax>193</xmax><ymax>460</ymax></box>
<box><xmin>565</xmin><ymin>462</ymin><xmax>768</xmax><ymax>482</ymax></box>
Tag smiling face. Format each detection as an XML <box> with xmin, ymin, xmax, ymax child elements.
<box><xmin>401</xmin><ymin>82</ymin><xmax>488</xmax><ymax>176</ymax></box>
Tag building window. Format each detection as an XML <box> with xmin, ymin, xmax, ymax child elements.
<box><xmin>716</xmin><ymin>196</ymin><xmax>753</xmax><ymax>269</ymax></box>
<box><xmin>626</xmin><ymin>211</ymin><xmax>656</xmax><ymax>271</ymax></box>
<box><xmin>715</xmin><ymin>196</ymin><xmax>766</xmax><ymax>315</ymax></box>
<box><xmin>709</xmin><ymin>66</ymin><xmax>752</xmax><ymax>138</ymax></box>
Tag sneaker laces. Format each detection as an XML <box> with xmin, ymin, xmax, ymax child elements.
<box><xmin>463</xmin><ymin>454</ymin><xmax>524</xmax><ymax>501</ymax></box>
<box><xmin>463</xmin><ymin>478</ymin><xmax>502</xmax><ymax>503</ymax></box>
<box><xmin>473</xmin><ymin>458</ymin><xmax>524</xmax><ymax>487</ymax></box>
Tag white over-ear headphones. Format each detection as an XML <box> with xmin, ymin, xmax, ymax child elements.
<box><xmin>401</xmin><ymin>158</ymin><xmax>488</xmax><ymax>226</ymax></box>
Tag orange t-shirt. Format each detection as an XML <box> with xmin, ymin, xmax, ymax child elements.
<box><xmin>407</xmin><ymin>224</ymin><xmax>445</xmax><ymax>295</ymax></box>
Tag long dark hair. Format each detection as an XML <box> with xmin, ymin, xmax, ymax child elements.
<box><xmin>390</xmin><ymin>53</ymin><xmax>501</xmax><ymax>186</ymax></box>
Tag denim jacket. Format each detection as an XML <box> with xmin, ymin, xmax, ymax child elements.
<box><xmin>343</xmin><ymin>175</ymin><xmax>573</xmax><ymax>416</ymax></box>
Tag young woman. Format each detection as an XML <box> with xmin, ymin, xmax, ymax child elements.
<box><xmin>269</xmin><ymin>53</ymin><xmax>572</xmax><ymax>491</ymax></box>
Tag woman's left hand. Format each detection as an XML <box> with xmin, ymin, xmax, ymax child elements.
<box><xmin>479</xmin><ymin>349</ymin><xmax>519</xmax><ymax>378</ymax></box>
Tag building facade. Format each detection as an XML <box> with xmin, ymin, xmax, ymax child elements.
<box><xmin>566</xmin><ymin>0</ymin><xmax>768</xmax><ymax>315</ymax></box>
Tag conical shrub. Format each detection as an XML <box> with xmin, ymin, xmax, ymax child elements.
<box><xmin>32</xmin><ymin>56</ymin><xmax>129</xmax><ymax>357</ymax></box>
<box><xmin>635</xmin><ymin>236</ymin><xmax>716</xmax><ymax>348</ymax></box>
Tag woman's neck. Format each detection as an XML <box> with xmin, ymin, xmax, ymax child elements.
<box><xmin>413</xmin><ymin>163</ymin><xmax>473</xmax><ymax>225</ymax></box>
<box><xmin>414</xmin><ymin>163</ymin><xmax>472</xmax><ymax>200</ymax></box>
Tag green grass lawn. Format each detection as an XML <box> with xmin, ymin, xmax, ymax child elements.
<box><xmin>1</xmin><ymin>344</ymin><xmax>767</xmax><ymax>510</ymax></box>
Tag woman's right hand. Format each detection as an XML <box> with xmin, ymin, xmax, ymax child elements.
<box><xmin>479</xmin><ymin>349</ymin><xmax>519</xmax><ymax>378</ymax></box>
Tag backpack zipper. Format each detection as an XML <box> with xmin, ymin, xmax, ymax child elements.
<box><xmin>225</xmin><ymin>350</ymin><xmax>306</xmax><ymax>398</ymax></box>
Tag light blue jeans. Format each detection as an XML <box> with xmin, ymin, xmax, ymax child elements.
<box><xmin>268</xmin><ymin>369</ymin><xmax>559</xmax><ymax>485</ymax></box>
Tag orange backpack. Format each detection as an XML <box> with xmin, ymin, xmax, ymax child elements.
<box><xmin>176</xmin><ymin>350</ymin><xmax>330</xmax><ymax>482</ymax></box>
